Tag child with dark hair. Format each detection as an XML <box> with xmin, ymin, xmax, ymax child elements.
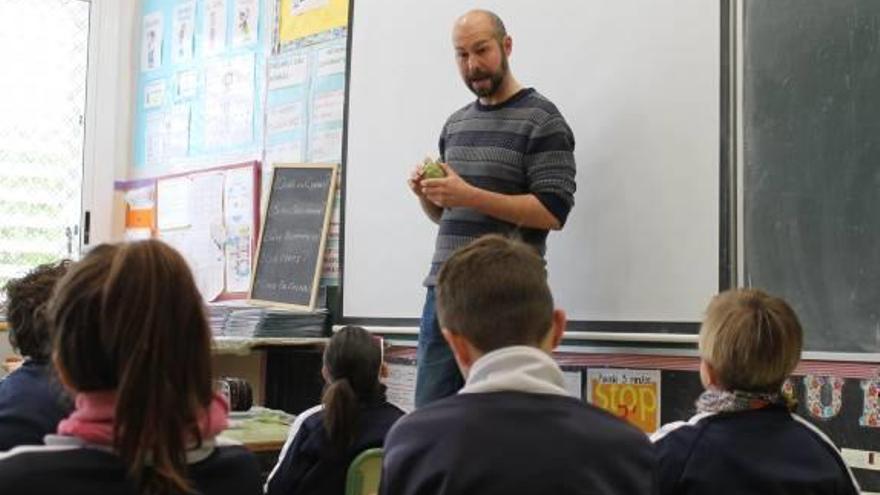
<box><xmin>265</xmin><ymin>326</ymin><xmax>404</xmax><ymax>495</ymax></box>
<box><xmin>0</xmin><ymin>260</ymin><xmax>73</xmax><ymax>451</ymax></box>
<box><xmin>380</xmin><ymin>235</ymin><xmax>654</xmax><ymax>495</ymax></box>
<box><xmin>0</xmin><ymin>240</ymin><xmax>262</xmax><ymax>495</ymax></box>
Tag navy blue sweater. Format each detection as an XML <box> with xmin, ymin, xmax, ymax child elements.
<box><xmin>380</xmin><ymin>391</ymin><xmax>654</xmax><ymax>495</ymax></box>
<box><xmin>266</xmin><ymin>401</ymin><xmax>404</xmax><ymax>495</ymax></box>
<box><xmin>0</xmin><ymin>359</ymin><xmax>72</xmax><ymax>451</ymax></box>
<box><xmin>652</xmin><ymin>406</ymin><xmax>860</xmax><ymax>495</ymax></box>
<box><xmin>0</xmin><ymin>439</ymin><xmax>261</xmax><ymax>495</ymax></box>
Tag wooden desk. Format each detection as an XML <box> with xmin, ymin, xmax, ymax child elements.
<box><xmin>220</xmin><ymin>407</ymin><xmax>293</xmax><ymax>453</ymax></box>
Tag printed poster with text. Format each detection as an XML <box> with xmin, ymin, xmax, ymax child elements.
<box><xmin>587</xmin><ymin>369</ymin><xmax>661</xmax><ymax>433</ymax></box>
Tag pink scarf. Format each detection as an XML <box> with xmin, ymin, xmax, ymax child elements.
<box><xmin>57</xmin><ymin>390</ymin><xmax>229</xmax><ymax>446</ymax></box>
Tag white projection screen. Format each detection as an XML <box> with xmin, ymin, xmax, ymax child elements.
<box><xmin>343</xmin><ymin>0</ymin><xmax>720</xmax><ymax>326</ymax></box>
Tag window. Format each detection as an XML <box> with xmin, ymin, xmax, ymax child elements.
<box><xmin>0</xmin><ymin>0</ymin><xmax>90</xmax><ymax>294</ymax></box>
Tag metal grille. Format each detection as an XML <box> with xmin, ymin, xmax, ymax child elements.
<box><xmin>0</xmin><ymin>0</ymin><xmax>89</xmax><ymax>295</ymax></box>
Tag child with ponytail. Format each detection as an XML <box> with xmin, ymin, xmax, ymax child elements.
<box><xmin>266</xmin><ymin>326</ymin><xmax>404</xmax><ymax>495</ymax></box>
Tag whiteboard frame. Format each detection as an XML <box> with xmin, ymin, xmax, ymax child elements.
<box><xmin>339</xmin><ymin>0</ymin><xmax>729</xmax><ymax>342</ymax></box>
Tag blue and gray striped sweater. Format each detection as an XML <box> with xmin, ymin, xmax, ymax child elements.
<box><xmin>425</xmin><ymin>88</ymin><xmax>577</xmax><ymax>286</ymax></box>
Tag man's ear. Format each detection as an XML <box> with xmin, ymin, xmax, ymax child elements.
<box><xmin>379</xmin><ymin>362</ymin><xmax>389</xmax><ymax>380</ymax></box>
<box><xmin>503</xmin><ymin>35</ymin><xmax>512</xmax><ymax>57</ymax></box>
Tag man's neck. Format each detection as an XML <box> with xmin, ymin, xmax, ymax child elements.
<box><xmin>478</xmin><ymin>76</ymin><xmax>524</xmax><ymax>106</ymax></box>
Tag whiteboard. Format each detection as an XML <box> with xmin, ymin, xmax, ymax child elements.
<box><xmin>343</xmin><ymin>0</ymin><xmax>720</xmax><ymax>323</ymax></box>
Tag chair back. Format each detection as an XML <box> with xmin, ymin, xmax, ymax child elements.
<box><xmin>345</xmin><ymin>448</ymin><xmax>384</xmax><ymax>495</ymax></box>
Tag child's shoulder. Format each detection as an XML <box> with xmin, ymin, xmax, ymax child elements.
<box><xmin>651</xmin><ymin>411</ymin><xmax>717</xmax><ymax>444</ymax></box>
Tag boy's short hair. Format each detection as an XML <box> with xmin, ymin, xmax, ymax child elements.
<box><xmin>435</xmin><ymin>235</ymin><xmax>553</xmax><ymax>353</ymax></box>
<box><xmin>3</xmin><ymin>260</ymin><xmax>71</xmax><ymax>360</ymax></box>
<box><xmin>699</xmin><ymin>288</ymin><xmax>802</xmax><ymax>392</ymax></box>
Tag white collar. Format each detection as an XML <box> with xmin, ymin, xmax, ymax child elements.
<box><xmin>459</xmin><ymin>346</ymin><xmax>569</xmax><ymax>397</ymax></box>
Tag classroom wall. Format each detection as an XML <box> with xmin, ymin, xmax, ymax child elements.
<box><xmin>83</xmin><ymin>0</ymin><xmax>139</xmax><ymax>246</ymax></box>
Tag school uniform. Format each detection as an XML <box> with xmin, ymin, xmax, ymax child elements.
<box><xmin>380</xmin><ymin>346</ymin><xmax>655</xmax><ymax>495</ymax></box>
<box><xmin>0</xmin><ymin>359</ymin><xmax>72</xmax><ymax>451</ymax></box>
<box><xmin>0</xmin><ymin>435</ymin><xmax>262</xmax><ymax>495</ymax></box>
<box><xmin>265</xmin><ymin>400</ymin><xmax>404</xmax><ymax>495</ymax></box>
<box><xmin>651</xmin><ymin>405</ymin><xmax>861</xmax><ymax>495</ymax></box>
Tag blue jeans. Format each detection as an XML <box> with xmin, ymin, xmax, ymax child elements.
<box><xmin>415</xmin><ymin>287</ymin><xmax>464</xmax><ymax>408</ymax></box>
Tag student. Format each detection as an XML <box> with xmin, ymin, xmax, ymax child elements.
<box><xmin>266</xmin><ymin>325</ymin><xmax>404</xmax><ymax>495</ymax></box>
<box><xmin>0</xmin><ymin>261</ymin><xmax>73</xmax><ymax>451</ymax></box>
<box><xmin>651</xmin><ymin>288</ymin><xmax>861</xmax><ymax>495</ymax></box>
<box><xmin>0</xmin><ymin>240</ymin><xmax>262</xmax><ymax>495</ymax></box>
<box><xmin>380</xmin><ymin>235</ymin><xmax>654</xmax><ymax>495</ymax></box>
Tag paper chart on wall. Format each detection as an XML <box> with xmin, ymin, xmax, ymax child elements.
<box><xmin>268</xmin><ymin>53</ymin><xmax>308</xmax><ymax>90</ymax></box>
<box><xmin>266</xmin><ymin>102</ymin><xmax>303</xmax><ymax>135</ymax></box>
<box><xmin>311</xmin><ymin>90</ymin><xmax>344</xmax><ymax>124</ymax></box>
<box><xmin>177</xmin><ymin>70</ymin><xmax>199</xmax><ymax>99</ymax></box>
<box><xmin>157</xmin><ymin>177</ymin><xmax>191</xmax><ymax>230</ymax></box>
<box><xmin>172</xmin><ymin>1</ymin><xmax>195</xmax><ymax>64</ymax></box>
<box><xmin>203</xmin><ymin>0</ymin><xmax>227</xmax><ymax>56</ymax></box>
<box><xmin>386</xmin><ymin>363</ymin><xmax>416</xmax><ymax>413</ymax></box>
<box><xmin>142</xmin><ymin>12</ymin><xmax>163</xmax><ymax>71</ymax></box>
<box><xmin>223</xmin><ymin>168</ymin><xmax>254</xmax><ymax>293</ymax></box>
<box><xmin>320</xmin><ymin>188</ymin><xmax>341</xmax><ymax>285</ymax></box>
<box><xmin>316</xmin><ymin>45</ymin><xmax>346</xmax><ymax>77</ymax></box>
<box><xmin>587</xmin><ymin>369</ymin><xmax>661</xmax><ymax>433</ymax></box>
<box><xmin>233</xmin><ymin>0</ymin><xmax>259</xmax><ymax>47</ymax></box>
<box><xmin>145</xmin><ymin>111</ymin><xmax>167</xmax><ymax>168</ymax></box>
<box><xmin>308</xmin><ymin>128</ymin><xmax>342</xmax><ymax>162</ymax></box>
<box><xmin>187</xmin><ymin>173</ymin><xmax>226</xmax><ymax>301</ymax></box>
<box><xmin>144</xmin><ymin>79</ymin><xmax>165</xmax><ymax>109</ymax></box>
<box><xmin>280</xmin><ymin>0</ymin><xmax>348</xmax><ymax>43</ymax></box>
<box><xmin>204</xmin><ymin>54</ymin><xmax>255</xmax><ymax>147</ymax></box>
<box><xmin>563</xmin><ymin>371</ymin><xmax>584</xmax><ymax>399</ymax></box>
<box><xmin>165</xmin><ymin>104</ymin><xmax>191</xmax><ymax>159</ymax></box>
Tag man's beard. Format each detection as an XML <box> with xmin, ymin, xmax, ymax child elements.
<box><xmin>465</xmin><ymin>52</ymin><xmax>509</xmax><ymax>98</ymax></box>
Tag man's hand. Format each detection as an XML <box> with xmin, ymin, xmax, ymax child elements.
<box><xmin>408</xmin><ymin>163</ymin><xmax>443</xmax><ymax>223</ymax></box>
<box><xmin>421</xmin><ymin>163</ymin><xmax>477</xmax><ymax>208</ymax></box>
<box><xmin>407</xmin><ymin>165</ymin><xmax>427</xmax><ymax>198</ymax></box>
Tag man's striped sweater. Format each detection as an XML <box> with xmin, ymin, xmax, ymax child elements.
<box><xmin>425</xmin><ymin>87</ymin><xmax>577</xmax><ymax>286</ymax></box>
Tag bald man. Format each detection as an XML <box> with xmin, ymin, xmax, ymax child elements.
<box><xmin>407</xmin><ymin>10</ymin><xmax>577</xmax><ymax>407</ymax></box>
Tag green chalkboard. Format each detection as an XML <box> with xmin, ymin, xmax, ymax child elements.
<box><xmin>743</xmin><ymin>0</ymin><xmax>880</xmax><ymax>353</ymax></box>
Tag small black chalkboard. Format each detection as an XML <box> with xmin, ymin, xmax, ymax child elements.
<box><xmin>249</xmin><ymin>164</ymin><xmax>337</xmax><ymax>310</ymax></box>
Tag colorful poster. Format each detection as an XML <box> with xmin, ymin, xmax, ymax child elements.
<box><xmin>587</xmin><ymin>369</ymin><xmax>661</xmax><ymax>433</ymax></box>
<box><xmin>142</xmin><ymin>12</ymin><xmax>164</xmax><ymax>71</ymax></box>
<box><xmin>172</xmin><ymin>1</ymin><xmax>195</xmax><ymax>64</ymax></box>
<box><xmin>280</xmin><ymin>0</ymin><xmax>348</xmax><ymax>43</ymax></box>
